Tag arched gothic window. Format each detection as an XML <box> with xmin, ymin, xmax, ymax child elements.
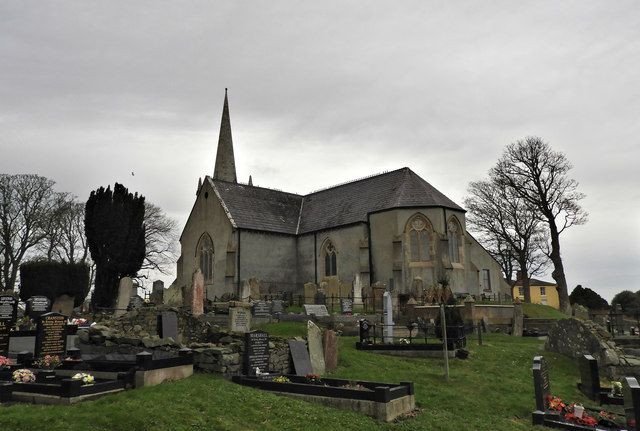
<box><xmin>447</xmin><ymin>219</ymin><xmax>461</xmax><ymax>263</ymax></box>
<box><xmin>197</xmin><ymin>233</ymin><xmax>214</xmax><ymax>281</ymax></box>
<box><xmin>406</xmin><ymin>214</ymin><xmax>433</xmax><ymax>262</ymax></box>
<box><xmin>323</xmin><ymin>239</ymin><xmax>337</xmax><ymax>277</ymax></box>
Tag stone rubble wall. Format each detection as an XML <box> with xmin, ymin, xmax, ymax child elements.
<box><xmin>76</xmin><ymin>306</ymin><xmax>296</xmax><ymax>378</ymax></box>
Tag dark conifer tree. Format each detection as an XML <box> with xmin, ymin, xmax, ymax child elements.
<box><xmin>85</xmin><ymin>183</ymin><xmax>145</xmax><ymax>309</ymax></box>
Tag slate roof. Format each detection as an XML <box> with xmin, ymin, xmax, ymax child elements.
<box><xmin>210</xmin><ymin>167</ymin><xmax>464</xmax><ymax>235</ymax></box>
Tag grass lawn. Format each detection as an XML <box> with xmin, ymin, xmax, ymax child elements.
<box><xmin>0</xmin><ymin>332</ymin><xmax>595</xmax><ymax>430</ymax></box>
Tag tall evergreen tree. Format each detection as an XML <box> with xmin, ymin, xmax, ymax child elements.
<box><xmin>85</xmin><ymin>183</ymin><xmax>145</xmax><ymax>308</ymax></box>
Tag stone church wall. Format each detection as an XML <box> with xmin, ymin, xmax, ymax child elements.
<box><xmin>239</xmin><ymin>231</ymin><xmax>297</xmax><ymax>291</ymax></box>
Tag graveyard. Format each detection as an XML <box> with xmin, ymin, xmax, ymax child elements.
<box><xmin>3</xmin><ymin>287</ymin><xmax>640</xmax><ymax>430</ymax></box>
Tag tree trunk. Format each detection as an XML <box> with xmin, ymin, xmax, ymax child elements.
<box><xmin>547</xmin><ymin>217</ymin><xmax>571</xmax><ymax>314</ymax></box>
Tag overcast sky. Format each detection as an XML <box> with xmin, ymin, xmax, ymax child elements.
<box><xmin>1</xmin><ymin>1</ymin><xmax>638</xmax><ymax>302</ymax></box>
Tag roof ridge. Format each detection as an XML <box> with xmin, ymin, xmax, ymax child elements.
<box><xmin>307</xmin><ymin>167</ymin><xmax>409</xmax><ymax>196</ymax></box>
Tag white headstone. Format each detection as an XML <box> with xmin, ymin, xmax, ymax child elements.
<box><xmin>229</xmin><ymin>307</ymin><xmax>251</xmax><ymax>333</ymax></box>
<box><xmin>307</xmin><ymin>320</ymin><xmax>326</xmax><ymax>375</ymax></box>
<box><xmin>115</xmin><ymin>277</ymin><xmax>133</xmax><ymax>317</ymax></box>
<box><xmin>353</xmin><ymin>274</ymin><xmax>362</xmax><ymax>306</ymax></box>
<box><xmin>383</xmin><ymin>291</ymin><xmax>393</xmax><ymax>343</ymax></box>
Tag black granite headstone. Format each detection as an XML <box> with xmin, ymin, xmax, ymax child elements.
<box><xmin>26</xmin><ymin>295</ymin><xmax>51</xmax><ymax>320</ymax></box>
<box><xmin>532</xmin><ymin>356</ymin><xmax>550</xmax><ymax>411</ymax></box>
<box><xmin>245</xmin><ymin>330</ymin><xmax>270</xmax><ymax>375</ymax></box>
<box><xmin>623</xmin><ymin>377</ymin><xmax>640</xmax><ymax>430</ymax></box>
<box><xmin>0</xmin><ymin>319</ymin><xmax>9</xmax><ymax>357</ymax></box>
<box><xmin>288</xmin><ymin>339</ymin><xmax>313</xmax><ymax>376</ymax></box>
<box><xmin>0</xmin><ymin>295</ymin><xmax>18</xmax><ymax>325</ymax></box>
<box><xmin>359</xmin><ymin>319</ymin><xmax>371</xmax><ymax>342</ymax></box>
<box><xmin>34</xmin><ymin>312</ymin><xmax>68</xmax><ymax>358</ymax></box>
<box><xmin>271</xmin><ymin>300</ymin><xmax>285</xmax><ymax>315</ymax></box>
<box><xmin>158</xmin><ymin>312</ymin><xmax>178</xmax><ymax>341</ymax></box>
<box><xmin>314</xmin><ymin>292</ymin><xmax>326</xmax><ymax>305</ymax></box>
<box><xmin>341</xmin><ymin>299</ymin><xmax>353</xmax><ymax>315</ymax></box>
<box><xmin>579</xmin><ymin>354</ymin><xmax>601</xmax><ymax>401</ymax></box>
<box><xmin>252</xmin><ymin>301</ymin><xmax>271</xmax><ymax>318</ymax></box>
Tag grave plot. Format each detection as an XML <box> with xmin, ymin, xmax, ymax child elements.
<box><xmin>531</xmin><ymin>355</ymin><xmax>632</xmax><ymax>430</ymax></box>
<box><xmin>578</xmin><ymin>355</ymin><xmax>624</xmax><ymax>406</ymax></box>
<box><xmin>354</xmin><ymin>318</ymin><xmax>469</xmax><ymax>358</ymax></box>
<box><xmin>232</xmin><ymin>374</ymin><xmax>415</xmax><ymax>422</ymax></box>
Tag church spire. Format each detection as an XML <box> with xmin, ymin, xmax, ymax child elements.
<box><xmin>213</xmin><ymin>88</ymin><xmax>237</xmax><ymax>182</ymax></box>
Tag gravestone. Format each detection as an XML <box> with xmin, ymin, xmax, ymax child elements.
<box><xmin>229</xmin><ymin>307</ymin><xmax>251</xmax><ymax>332</ymax></box>
<box><xmin>288</xmin><ymin>340</ymin><xmax>313</xmax><ymax>376</ymax></box>
<box><xmin>314</xmin><ymin>292</ymin><xmax>326</xmax><ymax>306</ymax></box>
<box><xmin>151</xmin><ymin>280</ymin><xmax>164</xmax><ymax>305</ymax></box>
<box><xmin>341</xmin><ymin>298</ymin><xmax>353</xmax><ymax>315</ymax></box>
<box><xmin>249</xmin><ymin>277</ymin><xmax>261</xmax><ymax>300</ymax></box>
<box><xmin>623</xmin><ymin>377</ymin><xmax>640</xmax><ymax>430</ymax></box>
<box><xmin>128</xmin><ymin>294</ymin><xmax>144</xmax><ymax>310</ymax></box>
<box><xmin>252</xmin><ymin>300</ymin><xmax>271</xmax><ymax>317</ymax></box>
<box><xmin>0</xmin><ymin>319</ymin><xmax>9</xmax><ymax>357</ymax></box>
<box><xmin>359</xmin><ymin>319</ymin><xmax>371</xmax><ymax>343</ymax></box>
<box><xmin>352</xmin><ymin>274</ymin><xmax>362</xmax><ymax>306</ymax></box>
<box><xmin>307</xmin><ymin>320</ymin><xmax>326</xmax><ymax>375</ymax></box>
<box><xmin>383</xmin><ymin>291</ymin><xmax>393</xmax><ymax>343</ymax></box>
<box><xmin>26</xmin><ymin>295</ymin><xmax>51</xmax><ymax>320</ymax></box>
<box><xmin>578</xmin><ymin>354</ymin><xmax>601</xmax><ymax>401</ymax></box>
<box><xmin>0</xmin><ymin>295</ymin><xmax>18</xmax><ymax>326</ymax></box>
<box><xmin>157</xmin><ymin>312</ymin><xmax>178</xmax><ymax>341</ymax></box>
<box><xmin>51</xmin><ymin>294</ymin><xmax>75</xmax><ymax>316</ymax></box>
<box><xmin>244</xmin><ymin>330</ymin><xmax>270</xmax><ymax>375</ymax></box>
<box><xmin>322</xmin><ymin>329</ymin><xmax>338</xmax><ymax>373</ymax></box>
<box><xmin>34</xmin><ymin>312</ymin><xmax>68</xmax><ymax>358</ymax></box>
<box><xmin>532</xmin><ymin>356</ymin><xmax>550</xmax><ymax>411</ymax></box>
<box><xmin>303</xmin><ymin>282</ymin><xmax>317</xmax><ymax>304</ymax></box>
<box><xmin>191</xmin><ymin>268</ymin><xmax>204</xmax><ymax>316</ymax></box>
<box><xmin>271</xmin><ymin>300</ymin><xmax>285</xmax><ymax>315</ymax></box>
<box><xmin>240</xmin><ymin>280</ymin><xmax>251</xmax><ymax>302</ymax></box>
<box><xmin>303</xmin><ymin>304</ymin><xmax>329</xmax><ymax>317</ymax></box>
<box><xmin>115</xmin><ymin>277</ymin><xmax>133</xmax><ymax>317</ymax></box>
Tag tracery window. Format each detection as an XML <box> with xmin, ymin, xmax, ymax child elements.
<box><xmin>197</xmin><ymin>233</ymin><xmax>214</xmax><ymax>281</ymax></box>
<box><xmin>447</xmin><ymin>219</ymin><xmax>461</xmax><ymax>263</ymax></box>
<box><xmin>406</xmin><ymin>214</ymin><xmax>433</xmax><ymax>262</ymax></box>
<box><xmin>323</xmin><ymin>239</ymin><xmax>337</xmax><ymax>277</ymax></box>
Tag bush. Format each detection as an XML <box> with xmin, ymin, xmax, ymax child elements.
<box><xmin>19</xmin><ymin>260</ymin><xmax>90</xmax><ymax>307</ymax></box>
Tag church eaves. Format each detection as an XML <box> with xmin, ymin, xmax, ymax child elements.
<box><xmin>213</xmin><ymin>89</ymin><xmax>237</xmax><ymax>183</ymax></box>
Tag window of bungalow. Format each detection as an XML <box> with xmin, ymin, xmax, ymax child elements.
<box><xmin>197</xmin><ymin>234</ymin><xmax>214</xmax><ymax>281</ymax></box>
<box><xmin>482</xmin><ymin>269</ymin><xmax>491</xmax><ymax>292</ymax></box>
<box><xmin>324</xmin><ymin>240</ymin><xmax>337</xmax><ymax>277</ymax></box>
<box><xmin>447</xmin><ymin>219</ymin><xmax>461</xmax><ymax>263</ymax></box>
<box><xmin>407</xmin><ymin>215</ymin><xmax>432</xmax><ymax>262</ymax></box>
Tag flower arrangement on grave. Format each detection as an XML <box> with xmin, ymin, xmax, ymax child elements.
<box><xmin>72</xmin><ymin>373</ymin><xmax>95</xmax><ymax>385</ymax></box>
<box><xmin>544</xmin><ymin>395</ymin><xmax>625</xmax><ymax>428</ymax></box>
<box><xmin>13</xmin><ymin>369</ymin><xmax>36</xmax><ymax>383</ymax></box>
<box><xmin>0</xmin><ymin>356</ymin><xmax>11</xmax><ymax>370</ymax></box>
<box><xmin>305</xmin><ymin>373</ymin><xmax>322</xmax><ymax>385</ymax></box>
<box><xmin>341</xmin><ymin>381</ymin><xmax>367</xmax><ymax>390</ymax></box>
<box><xmin>272</xmin><ymin>376</ymin><xmax>291</xmax><ymax>383</ymax></box>
<box><xmin>34</xmin><ymin>354</ymin><xmax>63</xmax><ymax>370</ymax></box>
<box><xmin>611</xmin><ymin>381</ymin><xmax>623</xmax><ymax>396</ymax></box>
<box><xmin>17</xmin><ymin>316</ymin><xmax>35</xmax><ymax>331</ymax></box>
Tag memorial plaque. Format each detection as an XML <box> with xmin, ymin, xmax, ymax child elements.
<box><xmin>303</xmin><ymin>304</ymin><xmax>329</xmax><ymax>317</ymax></box>
<box><xmin>26</xmin><ymin>295</ymin><xmax>51</xmax><ymax>319</ymax></box>
<box><xmin>341</xmin><ymin>298</ymin><xmax>353</xmax><ymax>315</ymax></box>
<box><xmin>34</xmin><ymin>312</ymin><xmax>68</xmax><ymax>358</ymax></box>
<box><xmin>0</xmin><ymin>295</ymin><xmax>18</xmax><ymax>325</ymax></box>
<box><xmin>288</xmin><ymin>339</ymin><xmax>313</xmax><ymax>376</ymax></box>
<box><xmin>0</xmin><ymin>319</ymin><xmax>9</xmax><ymax>357</ymax></box>
<box><xmin>252</xmin><ymin>301</ymin><xmax>271</xmax><ymax>318</ymax></box>
<box><xmin>271</xmin><ymin>300</ymin><xmax>285</xmax><ymax>315</ymax></box>
<box><xmin>157</xmin><ymin>312</ymin><xmax>178</xmax><ymax>341</ymax></box>
<box><xmin>245</xmin><ymin>330</ymin><xmax>270</xmax><ymax>375</ymax></box>
<box><xmin>229</xmin><ymin>307</ymin><xmax>251</xmax><ymax>332</ymax></box>
<box><xmin>532</xmin><ymin>356</ymin><xmax>550</xmax><ymax>411</ymax></box>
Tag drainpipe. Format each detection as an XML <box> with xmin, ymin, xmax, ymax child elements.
<box><xmin>236</xmin><ymin>230</ymin><xmax>241</xmax><ymax>298</ymax></box>
<box><xmin>367</xmin><ymin>213</ymin><xmax>373</xmax><ymax>285</ymax></box>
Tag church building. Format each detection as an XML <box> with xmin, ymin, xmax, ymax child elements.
<box><xmin>175</xmin><ymin>90</ymin><xmax>510</xmax><ymax>303</ymax></box>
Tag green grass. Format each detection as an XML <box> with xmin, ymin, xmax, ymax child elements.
<box><xmin>522</xmin><ymin>302</ymin><xmax>567</xmax><ymax>319</ymax></box>
<box><xmin>0</xmin><ymin>331</ymin><xmax>599</xmax><ymax>431</ymax></box>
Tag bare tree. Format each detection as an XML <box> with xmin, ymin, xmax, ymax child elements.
<box><xmin>492</xmin><ymin>137</ymin><xmax>588</xmax><ymax>313</ymax></box>
<box><xmin>39</xmin><ymin>200</ymin><xmax>90</xmax><ymax>264</ymax></box>
<box><xmin>141</xmin><ymin>202</ymin><xmax>178</xmax><ymax>275</ymax></box>
<box><xmin>0</xmin><ymin>174</ymin><xmax>68</xmax><ymax>292</ymax></box>
<box><xmin>465</xmin><ymin>179</ymin><xmax>549</xmax><ymax>303</ymax></box>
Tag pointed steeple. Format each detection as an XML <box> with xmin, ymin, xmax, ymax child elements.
<box><xmin>213</xmin><ymin>88</ymin><xmax>237</xmax><ymax>182</ymax></box>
